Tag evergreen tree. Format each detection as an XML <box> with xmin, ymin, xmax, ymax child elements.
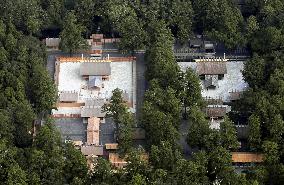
<box><xmin>103</xmin><ymin>88</ymin><xmax>134</xmax><ymax>155</ymax></box>
<box><xmin>29</xmin><ymin>63</ymin><xmax>57</xmax><ymax>114</ymax></box>
<box><xmin>248</xmin><ymin>114</ymin><xmax>262</xmax><ymax>151</ymax></box>
<box><xmin>187</xmin><ymin>106</ymin><xmax>211</xmax><ymax>149</ymax></box>
<box><xmin>59</xmin><ymin>11</ymin><xmax>87</xmax><ymax>55</ymax></box>
<box><xmin>219</xmin><ymin>116</ymin><xmax>238</xmax><ymax>150</ymax></box>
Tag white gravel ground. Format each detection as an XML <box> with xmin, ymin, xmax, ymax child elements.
<box><xmin>178</xmin><ymin>61</ymin><xmax>248</xmax><ymax>102</ymax></box>
<box><xmin>57</xmin><ymin>61</ymin><xmax>135</xmax><ymax>109</ymax></box>
<box><xmin>58</xmin><ymin>62</ymin><xmax>135</xmax><ymax>102</ymax></box>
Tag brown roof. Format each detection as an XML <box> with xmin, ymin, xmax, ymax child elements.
<box><xmin>59</xmin><ymin>91</ymin><xmax>78</xmax><ymax>102</ymax></box>
<box><xmin>204</xmin><ymin>97</ymin><xmax>223</xmax><ymax>105</ymax></box>
<box><xmin>232</xmin><ymin>152</ymin><xmax>263</xmax><ymax>163</ymax></box>
<box><xmin>81</xmin><ymin>106</ymin><xmax>105</xmax><ymax>118</ymax></box>
<box><xmin>204</xmin><ymin>107</ymin><xmax>226</xmax><ymax>118</ymax></box>
<box><xmin>109</xmin><ymin>153</ymin><xmax>128</xmax><ymax>169</ymax></box>
<box><xmin>81</xmin><ymin>145</ymin><xmax>104</xmax><ymax>156</ymax></box>
<box><xmin>229</xmin><ymin>91</ymin><xmax>242</xmax><ymax>101</ymax></box>
<box><xmin>91</xmin><ymin>34</ymin><xmax>104</xmax><ymax>39</ymax></box>
<box><xmin>87</xmin><ymin>117</ymin><xmax>100</xmax><ymax>145</ymax></box>
<box><xmin>108</xmin><ymin>153</ymin><xmax>148</xmax><ymax>169</ymax></box>
<box><xmin>105</xmin><ymin>143</ymin><xmax>118</xmax><ymax>150</ymax></box>
<box><xmin>85</xmin><ymin>99</ymin><xmax>105</xmax><ymax>107</ymax></box>
<box><xmin>80</xmin><ymin>62</ymin><xmax>111</xmax><ymax>76</ymax></box>
<box><xmin>196</xmin><ymin>62</ymin><xmax>227</xmax><ymax>75</ymax></box>
<box><xmin>73</xmin><ymin>141</ymin><xmax>83</xmax><ymax>146</ymax></box>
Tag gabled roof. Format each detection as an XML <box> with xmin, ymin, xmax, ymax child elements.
<box><xmin>229</xmin><ymin>91</ymin><xmax>243</xmax><ymax>101</ymax></box>
<box><xmin>105</xmin><ymin>143</ymin><xmax>118</xmax><ymax>150</ymax></box>
<box><xmin>59</xmin><ymin>91</ymin><xmax>78</xmax><ymax>102</ymax></box>
<box><xmin>108</xmin><ymin>153</ymin><xmax>148</xmax><ymax>169</ymax></box>
<box><xmin>85</xmin><ymin>99</ymin><xmax>105</xmax><ymax>107</ymax></box>
<box><xmin>109</xmin><ymin>153</ymin><xmax>128</xmax><ymax>169</ymax></box>
<box><xmin>232</xmin><ymin>152</ymin><xmax>263</xmax><ymax>163</ymax></box>
<box><xmin>81</xmin><ymin>145</ymin><xmax>104</xmax><ymax>156</ymax></box>
<box><xmin>196</xmin><ymin>62</ymin><xmax>227</xmax><ymax>75</ymax></box>
<box><xmin>80</xmin><ymin>62</ymin><xmax>111</xmax><ymax>76</ymax></box>
<box><xmin>81</xmin><ymin>106</ymin><xmax>106</xmax><ymax>118</ymax></box>
<box><xmin>204</xmin><ymin>106</ymin><xmax>227</xmax><ymax>118</ymax></box>
<box><xmin>204</xmin><ymin>97</ymin><xmax>223</xmax><ymax>105</ymax></box>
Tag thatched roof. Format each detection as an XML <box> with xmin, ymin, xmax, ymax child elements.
<box><xmin>80</xmin><ymin>62</ymin><xmax>111</xmax><ymax>76</ymax></box>
<box><xmin>81</xmin><ymin>106</ymin><xmax>105</xmax><ymax>117</ymax></box>
<box><xmin>232</xmin><ymin>152</ymin><xmax>263</xmax><ymax>163</ymax></box>
<box><xmin>59</xmin><ymin>91</ymin><xmax>78</xmax><ymax>102</ymax></box>
<box><xmin>109</xmin><ymin>153</ymin><xmax>128</xmax><ymax>169</ymax></box>
<box><xmin>105</xmin><ymin>143</ymin><xmax>118</xmax><ymax>150</ymax></box>
<box><xmin>229</xmin><ymin>91</ymin><xmax>242</xmax><ymax>101</ymax></box>
<box><xmin>81</xmin><ymin>146</ymin><xmax>104</xmax><ymax>156</ymax></box>
<box><xmin>196</xmin><ymin>62</ymin><xmax>227</xmax><ymax>75</ymax></box>
<box><xmin>204</xmin><ymin>97</ymin><xmax>223</xmax><ymax>105</ymax></box>
<box><xmin>204</xmin><ymin>106</ymin><xmax>227</xmax><ymax>118</ymax></box>
<box><xmin>85</xmin><ymin>99</ymin><xmax>105</xmax><ymax>107</ymax></box>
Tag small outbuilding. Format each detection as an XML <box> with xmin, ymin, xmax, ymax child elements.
<box><xmin>81</xmin><ymin>106</ymin><xmax>106</xmax><ymax>118</ymax></box>
<box><xmin>59</xmin><ymin>91</ymin><xmax>79</xmax><ymax>102</ymax></box>
<box><xmin>196</xmin><ymin>62</ymin><xmax>227</xmax><ymax>76</ymax></box>
<box><xmin>204</xmin><ymin>106</ymin><xmax>227</xmax><ymax>119</ymax></box>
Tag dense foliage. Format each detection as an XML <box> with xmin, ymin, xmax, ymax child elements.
<box><xmin>0</xmin><ymin>0</ymin><xmax>284</xmax><ymax>184</ymax></box>
<box><xmin>0</xmin><ymin>17</ymin><xmax>88</xmax><ymax>183</ymax></box>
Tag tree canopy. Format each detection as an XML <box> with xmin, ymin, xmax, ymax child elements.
<box><xmin>59</xmin><ymin>11</ymin><xmax>87</xmax><ymax>55</ymax></box>
<box><xmin>1</xmin><ymin>0</ymin><xmax>284</xmax><ymax>184</ymax></box>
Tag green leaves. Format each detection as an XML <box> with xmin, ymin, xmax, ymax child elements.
<box><xmin>142</xmin><ymin>101</ymin><xmax>179</xmax><ymax>147</ymax></box>
<box><xmin>142</xmin><ymin>81</ymin><xmax>181</xmax><ymax>147</ymax></box>
<box><xmin>150</xmin><ymin>141</ymin><xmax>181</xmax><ymax>171</ymax></box>
<box><xmin>59</xmin><ymin>11</ymin><xmax>87</xmax><ymax>55</ymax></box>
<box><xmin>103</xmin><ymin>88</ymin><xmax>135</xmax><ymax>155</ymax></box>
<box><xmin>192</xmin><ymin>0</ymin><xmax>245</xmax><ymax>48</ymax></box>
<box><xmin>262</xmin><ymin>141</ymin><xmax>279</xmax><ymax>165</ymax></box>
<box><xmin>187</xmin><ymin>106</ymin><xmax>210</xmax><ymax>149</ymax></box>
<box><xmin>107</xmin><ymin>1</ymin><xmax>147</xmax><ymax>51</ymax></box>
<box><xmin>89</xmin><ymin>158</ymin><xmax>114</xmax><ymax>184</ymax></box>
<box><xmin>183</xmin><ymin>68</ymin><xmax>203</xmax><ymax>109</ymax></box>
<box><xmin>219</xmin><ymin>116</ymin><xmax>238</xmax><ymax>150</ymax></box>
<box><xmin>243</xmin><ymin>54</ymin><xmax>266</xmax><ymax>88</ymax></box>
<box><xmin>248</xmin><ymin>114</ymin><xmax>262</xmax><ymax>151</ymax></box>
<box><xmin>29</xmin><ymin>63</ymin><xmax>57</xmax><ymax>114</ymax></box>
<box><xmin>63</xmin><ymin>143</ymin><xmax>88</xmax><ymax>183</ymax></box>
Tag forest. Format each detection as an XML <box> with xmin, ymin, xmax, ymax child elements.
<box><xmin>0</xmin><ymin>0</ymin><xmax>284</xmax><ymax>184</ymax></box>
